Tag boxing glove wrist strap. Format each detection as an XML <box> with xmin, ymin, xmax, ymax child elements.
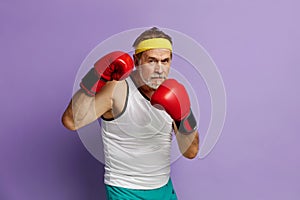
<box><xmin>175</xmin><ymin>110</ymin><xmax>197</xmax><ymax>134</ymax></box>
<box><xmin>80</xmin><ymin>68</ymin><xmax>107</xmax><ymax>96</ymax></box>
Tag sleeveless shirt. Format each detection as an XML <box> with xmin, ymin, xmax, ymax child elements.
<box><xmin>101</xmin><ymin>76</ymin><xmax>173</xmax><ymax>189</ymax></box>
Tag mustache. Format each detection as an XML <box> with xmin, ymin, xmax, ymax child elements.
<box><xmin>150</xmin><ymin>75</ymin><xmax>166</xmax><ymax>79</ymax></box>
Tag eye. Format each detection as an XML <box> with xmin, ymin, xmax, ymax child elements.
<box><xmin>148</xmin><ymin>59</ymin><xmax>156</xmax><ymax>65</ymax></box>
<box><xmin>161</xmin><ymin>58</ymin><xmax>170</xmax><ymax>64</ymax></box>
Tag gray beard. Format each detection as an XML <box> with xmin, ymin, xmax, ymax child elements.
<box><xmin>137</xmin><ymin>66</ymin><xmax>167</xmax><ymax>89</ymax></box>
<box><xmin>141</xmin><ymin>75</ymin><xmax>166</xmax><ymax>90</ymax></box>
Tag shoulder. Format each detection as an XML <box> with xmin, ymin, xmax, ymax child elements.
<box><xmin>101</xmin><ymin>80</ymin><xmax>129</xmax><ymax>119</ymax></box>
<box><xmin>111</xmin><ymin>80</ymin><xmax>128</xmax><ymax>101</ymax></box>
<box><xmin>93</xmin><ymin>80</ymin><xmax>127</xmax><ymax>108</ymax></box>
<box><xmin>96</xmin><ymin>80</ymin><xmax>127</xmax><ymax>96</ymax></box>
<box><xmin>97</xmin><ymin>79</ymin><xmax>128</xmax><ymax>105</ymax></box>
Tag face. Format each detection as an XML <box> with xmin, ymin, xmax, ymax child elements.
<box><xmin>135</xmin><ymin>48</ymin><xmax>172</xmax><ymax>89</ymax></box>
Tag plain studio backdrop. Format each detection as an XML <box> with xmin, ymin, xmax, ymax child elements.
<box><xmin>1</xmin><ymin>1</ymin><xmax>299</xmax><ymax>200</ymax></box>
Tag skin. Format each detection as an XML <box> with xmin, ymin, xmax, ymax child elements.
<box><xmin>62</xmin><ymin>48</ymin><xmax>199</xmax><ymax>159</ymax></box>
<box><xmin>133</xmin><ymin>49</ymin><xmax>171</xmax><ymax>92</ymax></box>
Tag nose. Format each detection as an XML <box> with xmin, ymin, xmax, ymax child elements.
<box><xmin>154</xmin><ymin>62</ymin><xmax>163</xmax><ymax>73</ymax></box>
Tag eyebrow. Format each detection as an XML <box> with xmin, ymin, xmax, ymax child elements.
<box><xmin>148</xmin><ymin>57</ymin><xmax>170</xmax><ymax>62</ymax></box>
<box><xmin>161</xmin><ymin>58</ymin><xmax>170</xmax><ymax>62</ymax></box>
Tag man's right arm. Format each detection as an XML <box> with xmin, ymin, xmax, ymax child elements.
<box><xmin>61</xmin><ymin>83</ymin><xmax>114</xmax><ymax>131</ymax></box>
<box><xmin>62</xmin><ymin>51</ymin><xmax>134</xmax><ymax>131</ymax></box>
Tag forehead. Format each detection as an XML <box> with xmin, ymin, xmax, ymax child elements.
<box><xmin>141</xmin><ymin>49</ymin><xmax>171</xmax><ymax>59</ymax></box>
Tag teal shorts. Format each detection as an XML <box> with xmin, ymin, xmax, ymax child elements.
<box><xmin>105</xmin><ymin>179</ymin><xmax>178</xmax><ymax>200</ymax></box>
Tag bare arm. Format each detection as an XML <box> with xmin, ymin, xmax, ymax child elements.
<box><xmin>173</xmin><ymin>122</ymin><xmax>199</xmax><ymax>159</ymax></box>
<box><xmin>61</xmin><ymin>81</ymin><xmax>118</xmax><ymax>131</ymax></box>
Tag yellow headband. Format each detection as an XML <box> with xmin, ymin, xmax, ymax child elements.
<box><xmin>135</xmin><ymin>38</ymin><xmax>172</xmax><ymax>54</ymax></box>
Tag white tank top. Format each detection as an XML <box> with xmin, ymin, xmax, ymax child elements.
<box><xmin>101</xmin><ymin>76</ymin><xmax>173</xmax><ymax>189</ymax></box>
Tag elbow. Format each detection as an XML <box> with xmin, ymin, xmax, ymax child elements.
<box><xmin>61</xmin><ymin>113</ymin><xmax>77</xmax><ymax>131</ymax></box>
<box><xmin>183</xmin><ymin>150</ymin><xmax>198</xmax><ymax>159</ymax></box>
<box><xmin>182</xmin><ymin>142</ymin><xmax>199</xmax><ymax>159</ymax></box>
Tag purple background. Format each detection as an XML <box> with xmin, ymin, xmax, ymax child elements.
<box><xmin>1</xmin><ymin>0</ymin><xmax>299</xmax><ymax>199</ymax></box>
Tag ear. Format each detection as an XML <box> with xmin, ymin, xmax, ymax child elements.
<box><xmin>133</xmin><ymin>54</ymin><xmax>139</xmax><ymax>67</ymax></box>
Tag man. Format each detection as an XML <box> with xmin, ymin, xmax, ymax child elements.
<box><xmin>62</xmin><ymin>27</ymin><xmax>199</xmax><ymax>200</ymax></box>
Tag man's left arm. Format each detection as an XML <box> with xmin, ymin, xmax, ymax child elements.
<box><xmin>150</xmin><ymin>79</ymin><xmax>199</xmax><ymax>159</ymax></box>
<box><xmin>173</xmin><ymin>122</ymin><xmax>199</xmax><ymax>159</ymax></box>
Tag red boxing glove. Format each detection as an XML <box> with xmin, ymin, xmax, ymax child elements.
<box><xmin>150</xmin><ymin>79</ymin><xmax>197</xmax><ymax>134</ymax></box>
<box><xmin>80</xmin><ymin>51</ymin><xmax>134</xmax><ymax>96</ymax></box>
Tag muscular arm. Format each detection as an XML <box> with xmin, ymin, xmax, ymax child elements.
<box><xmin>61</xmin><ymin>81</ymin><xmax>121</xmax><ymax>131</ymax></box>
<box><xmin>173</xmin><ymin>122</ymin><xmax>199</xmax><ymax>159</ymax></box>
<box><xmin>62</xmin><ymin>51</ymin><xmax>133</xmax><ymax>130</ymax></box>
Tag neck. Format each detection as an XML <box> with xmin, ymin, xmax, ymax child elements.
<box><xmin>130</xmin><ymin>71</ymin><xmax>156</xmax><ymax>99</ymax></box>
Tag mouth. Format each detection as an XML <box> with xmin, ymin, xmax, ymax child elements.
<box><xmin>150</xmin><ymin>77</ymin><xmax>166</xmax><ymax>85</ymax></box>
<box><xmin>151</xmin><ymin>77</ymin><xmax>164</xmax><ymax>80</ymax></box>
<box><xmin>150</xmin><ymin>76</ymin><xmax>166</xmax><ymax>80</ymax></box>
